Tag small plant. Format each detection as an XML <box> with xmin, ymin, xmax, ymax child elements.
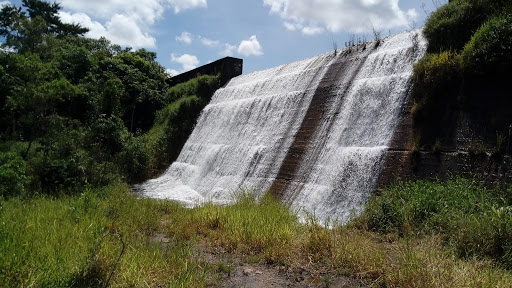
<box><xmin>0</xmin><ymin>152</ymin><xmax>27</xmax><ymax>197</ymax></box>
<box><xmin>331</xmin><ymin>35</ymin><xmax>338</xmax><ymax>56</ymax></box>
<box><xmin>431</xmin><ymin>139</ymin><xmax>442</xmax><ymax>154</ymax></box>
<box><xmin>372</xmin><ymin>26</ymin><xmax>381</xmax><ymax>48</ymax></box>
<box><xmin>494</xmin><ymin>131</ymin><xmax>506</xmax><ymax>155</ymax></box>
<box><xmin>468</xmin><ymin>140</ymin><xmax>487</xmax><ymax>156</ymax></box>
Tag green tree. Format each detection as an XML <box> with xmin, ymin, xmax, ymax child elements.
<box><xmin>0</xmin><ymin>0</ymin><xmax>87</xmax><ymax>53</ymax></box>
<box><xmin>103</xmin><ymin>49</ymin><xmax>169</xmax><ymax>132</ymax></box>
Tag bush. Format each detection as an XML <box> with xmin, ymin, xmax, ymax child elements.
<box><xmin>116</xmin><ymin>135</ymin><xmax>149</xmax><ymax>183</ymax></box>
<box><xmin>423</xmin><ymin>0</ymin><xmax>505</xmax><ymax>53</ymax></box>
<box><xmin>412</xmin><ymin>51</ymin><xmax>461</xmax><ymax>101</ymax></box>
<box><xmin>360</xmin><ymin>178</ymin><xmax>512</xmax><ymax>267</ymax></box>
<box><xmin>143</xmin><ymin>75</ymin><xmax>221</xmax><ymax>175</ymax></box>
<box><xmin>166</xmin><ymin>74</ymin><xmax>221</xmax><ymax>103</ymax></box>
<box><xmin>462</xmin><ymin>14</ymin><xmax>512</xmax><ymax>74</ymax></box>
<box><xmin>424</xmin><ymin>0</ymin><xmax>487</xmax><ymax>52</ymax></box>
<box><xmin>411</xmin><ymin>51</ymin><xmax>461</xmax><ymax>143</ymax></box>
<box><xmin>146</xmin><ymin>95</ymin><xmax>203</xmax><ymax>173</ymax></box>
<box><xmin>0</xmin><ymin>152</ymin><xmax>27</xmax><ymax>197</ymax></box>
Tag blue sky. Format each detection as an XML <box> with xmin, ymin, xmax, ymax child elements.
<box><xmin>2</xmin><ymin>0</ymin><xmax>447</xmax><ymax>74</ymax></box>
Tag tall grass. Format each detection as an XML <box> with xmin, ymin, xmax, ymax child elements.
<box><xmin>359</xmin><ymin>178</ymin><xmax>512</xmax><ymax>267</ymax></box>
<box><xmin>0</xmin><ymin>183</ymin><xmax>207</xmax><ymax>287</ymax></box>
<box><xmin>166</xmin><ymin>190</ymin><xmax>300</xmax><ymax>263</ymax></box>
<box><xmin>2</xmin><ymin>179</ymin><xmax>512</xmax><ymax>287</ymax></box>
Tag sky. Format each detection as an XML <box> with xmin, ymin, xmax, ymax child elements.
<box><xmin>2</xmin><ymin>0</ymin><xmax>447</xmax><ymax>75</ymax></box>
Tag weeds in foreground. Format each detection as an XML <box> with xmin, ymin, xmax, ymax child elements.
<box><xmin>0</xmin><ymin>183</ymin><xmax>207</xmax><ymax>287</ymax></box>
<box><xmin>2</xmin><ymin>179</ymin><xmax>512</xmax><ymax>287</ymax></box>
<box><xmin>359</xmin><ymin>178</ymin><xmax>512</xmax><ymax>268</ymax></box>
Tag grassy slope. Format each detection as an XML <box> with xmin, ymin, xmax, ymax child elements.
<box><xmin>2</xmin><ymin>179</ymin><xmax>512</xmax><ymax>287</ymax></box>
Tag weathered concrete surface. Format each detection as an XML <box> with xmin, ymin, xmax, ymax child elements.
<box><xmin>377</xmin><ymin>79</ymin><xmax>512</xmax><ymax>189</ymax></box>
<box><xmin>269</xmin><ymin>52</ymin><xmax>369</xmax><ymax>200</ymax></box>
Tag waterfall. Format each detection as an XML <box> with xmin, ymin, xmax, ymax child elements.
<box><xmin>138</xmin><ymin>30</ymin><xmax>427</xmax><ymax>224</ymax></box>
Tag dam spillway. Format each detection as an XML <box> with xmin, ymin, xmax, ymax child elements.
<box><xmin>139</xmin><ymin>30</ymin><xmax>427</xmax><ymax>224</ymax></box>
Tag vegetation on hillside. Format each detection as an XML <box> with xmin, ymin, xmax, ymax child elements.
<box><xmin>412</xmin><ymin>0</ymin><xmax>512</xmax><ymax>149</ymax></box>
<box><xmin>0</xmin><ymin>0</ymin><xmax>221</xmax><ymax>196</ymax></box>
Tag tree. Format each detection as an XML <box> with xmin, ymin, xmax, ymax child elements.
<box><xmin>0</xmin><ymin>0</ymin><xmax>88</xmax><ymax>53</ymax></box>
<box><xmin>103</xmin><ymin>49</ymin><xmax>169</xmax><ymax>132</ymax></box>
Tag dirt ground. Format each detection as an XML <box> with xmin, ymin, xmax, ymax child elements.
<box><xmin>192</xmin><ymin>241</ymin><xmax>364</xmax><ymax>288</ymax></box>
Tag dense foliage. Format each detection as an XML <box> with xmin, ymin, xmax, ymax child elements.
<box><xmin>0</xmin><ymin>0</ymin><xmax>221</xmax><ymax>195</ymax></box>
<box><xmin>412</xmin><ymin>0</ymin><xmax>512</xmax><ymax>148</ymax></box>
<box><xmin>361</xmin><ymin>178</ymin><xmax>512</xmax><ymax>268</ymax></box>
<box><xmin>145</xmin><ymin>76</ymin><xmax>220</xmax><ymax>173</ymax></box>
<box><xmin>461</xmin><ymin>13</ymin><xmax>512</xmax><ymax>73</ymax></box>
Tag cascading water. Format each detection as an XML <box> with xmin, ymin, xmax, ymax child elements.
<box><xmin>138</xmin><ymin>30</ymin><xmax>427</xmax><ymax>224</ymax></box>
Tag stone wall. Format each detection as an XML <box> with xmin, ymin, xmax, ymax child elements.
<box><xmin>377</xmin><ymin>79</ymin><xmax>512</xmax><ymax>189</ymax></box>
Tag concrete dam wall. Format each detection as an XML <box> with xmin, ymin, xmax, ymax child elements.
<box><xmin>138</xmin><ymin>30</ymin><xmax>427</xmax><ymax>224</ymax></box>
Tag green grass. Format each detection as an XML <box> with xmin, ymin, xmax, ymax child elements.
<box><xmin>359</xmin><ymin>178</ymin><xmax>512</xmax><ymax>267</ymax></box>
<box><xmin>2</xmin><ymin>179</ymin><xmax>512</xmax><ymax>287</ymax></box>
<box><xmin>0</xmin><ymin>183</ymin><xmax>207</xmax><ymax>287</ymax></box>
<box><xmin>165</xmin><ymin>189</ymin><xmax>300</xmax><ymax>263</ymax></box>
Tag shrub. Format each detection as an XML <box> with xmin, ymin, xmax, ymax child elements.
<box><xmin>146</xmin><ymin>95</ymin><xmax>203</xmax><ymax>173</ymax></box>
<box><xmin>116</xmin><ymin>135</ymin><xmax>150</xmax><ymax>183</ymax></box>
<box><xmin>462</xmin><ymin>14</ymin><xmax>512</xmax><ymax>74</ymax></box>
<box><xmin>423</xmin><ymin>0</ymin><xmax>504</xmax><ymax>53</ymax></box>
<box><xmin>0</xmin><ymin>152</ymin><xmax>27</xmax><ymax>197</ymax></box>
<box><xmin>360</xmin><ymin>178</ymin><xmax>512</xmax><ymax>267</ymax></box>
<box><xmin>411</xmin><ymin>51</ymin><xmax>461</xmax><ymax>144</ymax></box>
<box><xmin>166</xmin><ymin>75</ymin><xmax>220</xmax><ymax>103</ymax></box>
<box><xmin>143</xmin><ymin>74</ymin><xmax>221</xmax><ymax>175</ymax></box>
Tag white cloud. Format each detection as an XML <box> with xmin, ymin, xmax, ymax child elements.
<box><xmin>176</xmin><ymin>31</ymin><xmax>193</xmax><ymax>44</ymax></box>
<box><xmin>57</xmin><ymin>0</ymin><xmax>207</xmax><ymax>50</ymax></box>
<box><xmin>237</xmin><ymin>35</ymin><xmax>263</xmax><ymax>57</ymax></box>
<box><xmin>169</xmin><ymin>0</ymin><xmax>207</xmax><ymax>13</ymax></box>
<box><xmin>59</xmin><ymin>12</ymin><xmax>156</xmax><ymax>49</ymax></box>
<box><xmin>284</xmin><ymin>21</ymin><xmax>301</xmax><ymax>31</ymax></box>
<box><xmin>263</xmin><ymin>0</ymin><xmax>417</xmax><ymax>34</ymax></box>
<box><xmin>407</xmin><ymin>9</ymin><xmax>418</xmax><ymax>22</ymax></box>
<box><xmin>0</xmin><ymin>1</ymin><xmax>11</xmax><ymax>8</ymax></box>
<box><xmin>166</xmin><ymin>68</ymin><xmax>180</xmax><ymax>76</ymax></box>
<box><xmin>302</xmin><ymin>26</ymin><xmax>324</xmax><ymax>36</ymax></box>
<box><xmin>59</xmin><ymin>0</ymin><xmax>207</xmax><ymax>20</ymax></box>
<box><xmin>220</xmin><ymin>43</ymin><xmax>236</xmax><ymax>56</ymax></box>
<box><xmin>199</xmin><ymin>36</ymin><xmax>220</xmax><ymax>47</ymax></box>
<box><xmin>171</xmin><ymin>53</ymin><xmax>200</xmax><ymax>73</ymax></box>
<box><xmin>59</xmin><ymin>0</ymin><xmax>164</xmax><ymax>23</ymax></box>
